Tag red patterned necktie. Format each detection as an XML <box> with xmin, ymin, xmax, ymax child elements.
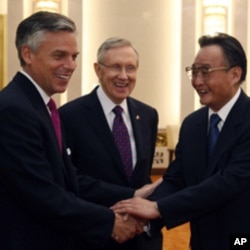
<box><xmin>112</xmin><ymin>106</ymin><xmax>133</xmax><ymax>179</ymax></box>
<box><xmin>47</xmin><ymin>98</ymin><xmax>62</xmax><ymax>152</ymax></box>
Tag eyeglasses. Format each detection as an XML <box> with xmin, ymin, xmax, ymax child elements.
<box><xmin>98</xmin><ymin>63</ymin><xmax>137</xmax><ymax>74</ymax></box>
<box><xmin>185</xmin><ymin>65</ymin><xmax>230</xmax><ymax>81</ymax></box>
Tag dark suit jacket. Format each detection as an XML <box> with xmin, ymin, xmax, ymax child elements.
<box><xmin>152</xmin><ymin>90</ymin><xmax>250</xmax><ymax>250</ymax></box>
<box><xmin>59</xmin><ymin>86</ymin><xmax>162</xmax><ymax>250</ymax></box>
<box><xmin>0</xmin><ymin>73</ymin><xmax>134</xmax><ymax>250</ymax></box>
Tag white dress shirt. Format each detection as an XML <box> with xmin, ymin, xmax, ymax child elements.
<box><xmin>208</xmin><ymin>88</ymin><xmax>241</xmax><ymax>131</ymax></box>
<box><xmin>97</xmin><ymin>86</ymin><xmax>137</xmax><ymax>168</ymax></box>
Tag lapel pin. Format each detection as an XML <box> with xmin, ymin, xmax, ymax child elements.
<box><xmin>136</xmin><ymin>115</ymin><xmax>140</xmax><ymax>120</ymax></box>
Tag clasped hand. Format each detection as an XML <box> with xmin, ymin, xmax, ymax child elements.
<box><xmin>111</xmin><ymin>178</ymin><xmax>162</xmax><ymax>243</ymax></box>
<box><xmin>111</xmin><ymin>212</ymin><xmax>146</xmax><ymax>243</ymax></box>
<box><xmin>112</xmin><ymin>197</ymin><xmax>161</xmax><ymax>220</ymax></box>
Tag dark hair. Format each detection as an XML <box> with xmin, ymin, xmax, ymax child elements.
<box><xmin>16</xmin><ymin>11</ymin><xmax>76</xmax><ymax>67</ymax></box>
<box><xmin>198</xmin><ymin>32</ymin><xmax>247</xmax><ymax>83</ymax></box>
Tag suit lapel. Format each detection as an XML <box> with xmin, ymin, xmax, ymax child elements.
<box><xmin>192</xmin><ymin>108</ymin><xmax>210</xmax><ymax>181</ymax></box>
<box><xmin>205</xmin><ymin>91</ymin><xmax>248</xmax><ymax>177</ymax></box>
<box><xmin>15</xmin><ymin>74</ymin><xmax>57</xmax><ymax>147</ymax></box>
<box><xmin>83</xmin><ymin>89</ymin><xmax>127</xmax><ymax>176</ymax></box>
<box><xmin>127</xmin><ymin>98</ymin><xmax>143</xmax><ymax>169</ymax></box>
<box><xmin>15</xmin><ymin>73</ymin><xmax>60</xmax><ymax>146</ymax></box>
<box><xmin>15</xmin><ymin>73</ymin><xmax>76</xmax><ymax>190</ymax></box>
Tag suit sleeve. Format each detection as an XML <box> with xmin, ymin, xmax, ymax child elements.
<box><xmin>0</xmin><ymin>103</ymin><xmax>119</xmax><ymax>244</ymax></box>
<box><xmin>153</xmin><ymin>115</ymin><xmax>250</xmax><ymax>229</ymax></box>
<box><xmin>149</xmin><ymin>108</ymin><xmax>159</xmax><ymax>176</ymax></box>
<box><xmin>77</xmin><ymin>174</ymin><xmax>135</xmax><ymax>206</ymax></box>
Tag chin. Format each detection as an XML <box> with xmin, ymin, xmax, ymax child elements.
<box><xmin>199</xmin><ymin>96</ymin><xmax>210</xmax><ymax>106</ymax></box>
<box><xmin>57</xmin><ymin>88</ymin><xmax>67</xmax><ymax>94</ymax></box>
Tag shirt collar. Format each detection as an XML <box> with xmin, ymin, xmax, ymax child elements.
<box><xmin>208</xmin><ymin>88</ymin><xmax>241</xmax><ymax>122</ymax></box>
<box><xmin>19</xmin><ymin>69</ymin><xmax>50</xmax><ymax>104</ymax></box>
<box><xmin>97</xmin><ymin>85</ymin><xmax>128</xmax><ymax>115</ymax></box>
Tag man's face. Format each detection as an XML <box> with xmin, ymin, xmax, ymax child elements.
<box><xmin>22</xmin><ymin>31</ymin><xmax>79</xmax><ymax>96</ymax></box>
<box><xmin>191</xmin><ymin>45</ymin><xmax>241</xmax><ymax>111</ymax></box>
<box><xmin>94</xmin><ymin>46</ymin><xmax>138</xmax><ymax>104</ymax></box>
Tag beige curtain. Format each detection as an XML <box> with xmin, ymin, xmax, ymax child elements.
<box><xmin>0</xmin><ymin>14</ymin><xmax>6</xmax><ymax>90</ymax></box>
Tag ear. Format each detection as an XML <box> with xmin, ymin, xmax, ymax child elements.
<box><xmin>94</xmin><ymin>62</ymin><xmax>103</xmax><ymax>78</ymax></box>
<box><xmin>21</xmin><ymin>45</ymin><xmax>33</xmax><ymax>65</ymax></box>
<box><xmin>230</xmin><ymin>66</ymin><xmax>242</xmax><ymax>84</ymax></box>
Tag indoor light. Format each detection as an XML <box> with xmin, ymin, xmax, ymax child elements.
<box><xmin>33</xmin><ymin>0</ymin><xmax>60</xmax><ymax>13</ymax></box>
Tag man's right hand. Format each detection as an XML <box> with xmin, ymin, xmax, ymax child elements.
<box><xmin>111</xmin><ymin>212</ymin><xmax>144</xmax><ymax>243</ymax></box>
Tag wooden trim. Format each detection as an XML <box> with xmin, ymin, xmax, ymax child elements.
<box><xmin>151</xmin><ymin>168</ymin><xmax>166</xmax><ymax>175</ymax></box>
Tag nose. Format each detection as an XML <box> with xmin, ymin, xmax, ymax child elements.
<box><xmin>64</xmin><ymin>57</ymin><xmax>77</xmax><ymax>70</ymax></box>
<box><xmin>192</xmin><ymin>72</ymin><xmax>204</xmax><ymax>87</ymax></box>
<box><xmin>117</xmin><ymin>68</ymin><xmax>128</xmax><ymax>79</ymax></box>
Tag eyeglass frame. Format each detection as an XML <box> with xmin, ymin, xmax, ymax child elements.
<box><xmin>185</xmin><ymin>65</ymin><xmax>232</xmax><ymax>81</ymax></box>
<box><xmin>98</xmin><ymin>62</ymin><xmax>137</xmax><ymax>74</ymax></box>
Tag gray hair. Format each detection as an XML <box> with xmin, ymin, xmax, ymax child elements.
<box><xmin>15</xmin><ymin>11</ymin><xmax>76</xmax><ymax>67</ymax></box>
<box><xmin>97</xmin><ymin>37</ymin><xmax>139</xmax><ymax>64</ymax></box>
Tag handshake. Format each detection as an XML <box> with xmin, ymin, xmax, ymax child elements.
<box><xmin>110</xmin><ymin>178</ymin><xmax>162</xmax><ymax>243</ymax></box>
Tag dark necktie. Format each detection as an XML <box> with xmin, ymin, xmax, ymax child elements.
<box><xmin>48</xmin><ymin>98</ymin><xmax>62</xmax><ymax>152</ymax></box>
<box><xmin>112</xmin><ymin>106</ymin><xmax>133</xmax><ymax>179</ymax></box>
<box><xmin>208</xmin><ymin>113</ymin><xmax>221</xmax><ymax>156</ymax></box>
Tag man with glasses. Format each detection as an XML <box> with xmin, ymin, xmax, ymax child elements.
<box><xmin>59</xmin><ymin>37</ymin><xmax>162</xmax><ymax>250</ymax></box>
<box><xmin>112</xmin><ymin>33</ymin><xmax>250</xmax><ymax>250</ymax></box>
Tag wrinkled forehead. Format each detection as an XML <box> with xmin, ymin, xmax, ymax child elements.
<box><xmin>104</xmin><ymin>46</ymin><xmax>139</xmax><ymax>64</ymax></box>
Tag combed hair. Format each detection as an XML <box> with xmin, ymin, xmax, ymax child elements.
<box><xmin>15</xmin><ymin>11</ymin><xmax>76</xmax><ymax>66</ymax></box>
<box><xmin>198</xmin><ymin>32</ymin><xmax>247</xmax><ymax>83</ymax></box>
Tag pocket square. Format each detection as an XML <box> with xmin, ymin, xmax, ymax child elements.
<box><xmin>66</xmin><ymin>148</ymin><xmax>71</xmax><ymax>156</ymax></box>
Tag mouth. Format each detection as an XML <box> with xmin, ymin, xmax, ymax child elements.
<box><xmin>114</xmin><ymin>82</ymin><xmax>129</xmax><ymax>88</ymax></box>
<box><xmin>197</xmin><ymin>89</ymin><xmax>209</xmax><ymax>95</ymax></box>
<box><xmin>57</xmin><ymin>74</ymin><xmax>71</xmax><ymax>80</ymax></box>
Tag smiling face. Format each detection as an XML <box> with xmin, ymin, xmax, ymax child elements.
<box><xmin>191</xmin><ymin>45</ymin><xmax>242</xmax><ymax>111</ymax></box>
<box><xmin>22</xmin><ymin>31</ymin><xmax>79</xmax><ymax>96</ymax></box>
<box><xmin>94</xmin><ymin>46</ymin><xmax>138</xmax><ymax>104</ymax></box>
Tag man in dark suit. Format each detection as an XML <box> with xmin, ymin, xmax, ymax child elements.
<box><xmin>59</xmin><ymin>37</ymin><xmax>163</xmax><ymax>250</ymax></box>
<box><xmin>0</xmin><ymin>12</ymin><xmax>161</xmax><ymax>250</ymax></box>
<box><xmin>112</xmin><ymin>33</ymin><xmax>250</xmax><ymax>250</ymax></box>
